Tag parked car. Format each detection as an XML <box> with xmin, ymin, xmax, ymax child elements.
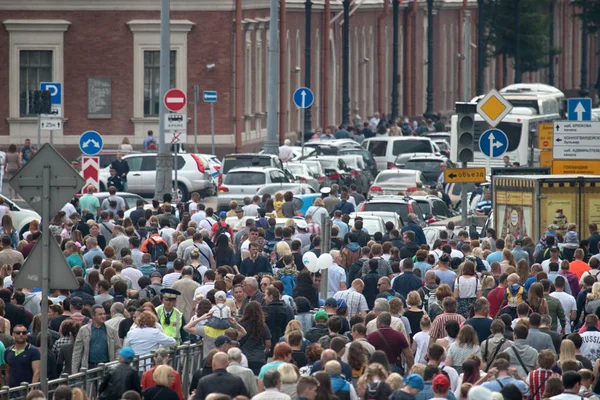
<box><xmin>305</xmin><ymin>157</ymin><xmax>353</xmax><ymax>188</ymax></box>
<box><xmin>399</xmin><ymin>154</ymin><xmax>456</xmax><ymax>185</ymax></box>
<box><xmin>0</xmin><ymin>195</ymin><xmax>40</xmax><ymax>238</ymax></box>
<box><xmin>98</xmin><ymin>153</ymin><xmax>213</xmax><ymax>201</ymax></box>
<box><xmin>338</xmin><ymin>155</ymin><xmax>372</xmax><ymax>194</ymax></box>
<box><xmin>285</xmin><ymin>162</ymin><xmax>320</xmax><ymax>192</ymax></box>
<box><xmin>216</xmin><ymin>167</ymin><xmax>290</xmax><ymax>212</ymax></box>
<box><xmin>357</xmin><ymin>195</ymin><xmax>427</xmax><ymax>226</ymax></box>
<box><xmin>220</xmin><ymin>154</ymin><xmax>284</xmax><ymax>185</ymax></box>
<box><xmin>293</xmin><ymin>194</ymin><xmax>321</xmax><ymax>217</ymax></box>
<box><xmin>348</xmin><ymin>215</ymin><xmax>386</xmax><ymax>238</ymax></box>
<box><xmin>259</xmin><ymin>146</ymin><xmax>316</xmax><ymax>160</ymax></box>
<box><xmin>368</xmin><ymin>169</ymin><xmax>423</xmax><ymax>198</ymax></box>
<box><xmin>409</xmin><ymin>195</ymin><xmax>457</xmax><ymax>224</ymax></box>
<box><xmin>337</xmin><ymin>147</ymin><xmax>379</xmax><ymax>177</ymax></box>
<box><xmin>349</xmin><ymin>211</ymin><xmax>403</xmax><ymax>230</ymax></box>
<box><xmin>255</xmin><ymin>183</ymin><xmax>317</xmax><ymax>196</ymax></box>
<box><xmin>362</xmin><ymin>137</ymin><xmax>438</xmax><ymax>170</ymax></box>
<box><xmin>304</xmin><ymin>139</ymin><xmax>363</xmax><ymax>154</ymax></box>
<box><xmin>303</xmin><ymin>160</ymin><xmax>330</xmax><ymax>188</ymax></box>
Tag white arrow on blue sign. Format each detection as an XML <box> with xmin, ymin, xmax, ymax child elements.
<box><xmin>204</xmin><ymin>91</ymin><xmax>217</xmax><ymax>103</ymax></box>
<box><xmin>293</xmin><ymin>87</ymin><xmax>314</xmax><ymax>109</ymax></box>
<box><xmin>40</xmin><ymin>82</ymin><xmax>62</xmax><ymax>105</ymax></box>
<box><xmin>79</xmin><ymin>130</ymin><xmax>104</xmax><ymax>156</ymax></box>
<box><xmin>567</xmin><ymin>98</ymin><xmax>592</xmax><ymax>121</ymax></box>
<box><xmin>479</xmin><ymin>128</ymin><xmax>508</xmax><ymax>158</ymax></box>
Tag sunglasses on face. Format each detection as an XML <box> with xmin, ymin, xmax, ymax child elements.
<box><xmin>14</xmin><ymin>331</ymin><xmax>27</xmax><ymax>335</ymax></box>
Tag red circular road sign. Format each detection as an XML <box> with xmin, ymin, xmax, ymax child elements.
<box><xmin>164</xmin><ymin>89</ymin><xmax>187</xmax><ymax>112</ymax></box>
<box><xmin>543</xmin><ymin>140</ymin><xmax>549</xmax><ymax>147</ymax></box>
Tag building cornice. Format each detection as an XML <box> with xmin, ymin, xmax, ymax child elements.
<box><xmin>126</xmin><ymin>19</ymin><xmax>195</xmax><ymax>33</ymax></box>
<box><xmin>3</xmin><ymin>19</ymin><xmax>70</xmax><ymax>32</ymax></box>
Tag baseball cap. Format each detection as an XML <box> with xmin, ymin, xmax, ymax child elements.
<box><xmin>296</xmin><ymin>220</ymin><xmax>308</xmax><ymax>230</ymax></box>
<box><xmin>467</xmin><ymin>386</ymin><xmax>493</xmax><ymax>400</ymax></box>
<box><xmin>219</xmin><ymin>211</ymin><xmax>227</xmax><ymax>218</ymax></box>
<box><xmin>214</xmin><ymin>291</ymin><xmax>227</xmax><ymax>301</ymax></box>
<box><xmin>325</xmin><ymin>298</ymin><xmax>338</xmax><ymax>308</ymax></box>
<box><xmin>150</xmin><ymin>271</ymin><xmax>163</xmax><ymax>279</ymax></box>
<box><xmin>314</xmin><ymin>309</ymin><xmax>329</xmax><ymax>322</ymax></box>
<box><xmin>70</xmin><ymin>297</ymin><xmax>84</xmax><ymax>308</ymax></box>
<box><xmin>119</xmin><ymin>347</ymin><xmax>135</xmax><ymax>361</ymax></box>
<box><xmin>432</xmin><ymin>374</ymin><xmax>450</xmax><ymax>392</ymax></box>
<box><xmin>336</xmin><ymin>299</ymin><xmax>348</xmax><ymax>312</ymax></box>
<box><xmin>214</xmin><ymin>335</ymin><xmax>233</xmax><ymax>347</ymax></box>
<box><xmin>404</xmin><ymin>374</ymin><xmax>424</xmax><ymax>390</ymax></box>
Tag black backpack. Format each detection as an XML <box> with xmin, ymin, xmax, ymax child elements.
<box><xmin>216</xmin><ymin>223</ymin><xmax>230</xmax><ymax>237</ymax></box>
<box><xmin>192</xmin><ymin>266</ymin><xmax>203</xmax><ymax>284</ymax></box>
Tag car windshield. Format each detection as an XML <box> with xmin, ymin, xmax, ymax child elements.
<box><xmin>375</xmin><ymin>172</ymin><xmax>417</xmax><ymax>184</ymax></box>
<box><xmin>415</xmin><ymin>200</ymin><xmax>432</xmax><ymax>215</ymax></box>
<box><xmin>304</xmin><ymin>162</ymin><xmax>322</xmax><ymax>175</ymax></box>
<box><xmin>224</xmin><ymin>172</ymin><xmax>266</xmax><ymax>185</ymax></box>
<box><xmin>340</xmin><ymin>149</ymin><xmax>375</xmax><ymax>163</ymax></box>
<box><xmin>435</xmin><ymin>141</ymin><xmax>449</xmax><ymax>151</ymax></box>
<box><xmin>223</xmin><ymin>156</ymin><xmax>275</xmax><ymax>174</ymax></box>
<box><xmin>364</xmin><ymin>203</ymin><xmax>409</xmax><ymax>218</ymax></box>
<box><xmin>313</xmin><ymin>159</ymin><xmax>337</xmax><ymax>169</ymax></box>
<box><xmin>405</xmin><ymin>160</ymin><xmax>443</xmax><ymax>173</ymax></box>
<box><xmin>392</xmin><ymin>140</ymin><xmax>431</xmax><ymax>156</ymax></box>
<box><xmin>350</xmin><ymin>218</ymin><xmax>382</xmax><ymax>235</ymax></box>
<box><xmin>286</xmin><ymin>165</ymin><xmax>307</xmax><ymax>176</ymax></box>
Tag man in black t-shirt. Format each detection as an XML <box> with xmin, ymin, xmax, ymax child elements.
<box><xmin>464</xmin><ymin>297</ymin><xmax>493</xmax><ymax>344</ymax></box>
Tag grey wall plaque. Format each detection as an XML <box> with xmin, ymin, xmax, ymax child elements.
<box><xmin>88</xmin><ymin>77</ymin><xmax>111</xmax><ymax>119</ymax></box>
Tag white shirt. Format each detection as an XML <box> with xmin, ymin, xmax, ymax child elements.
<box><xmin>199</xmin><ymin>218</ymin><xmax>215</xmax><ymax>231</ymax></box>
<box><xmin>162</xmin><ymin>272</ymin><xmax>181</xmax><ymax>288</ymax></box>
<box><xmin>121</xmin><ymin>267</ymin><xmax>143</xmax><ymax>291</ymax></box>
<box><xmin>450</xmin><ymin>249</ymin><xmax>464</xmax><ymax>259</ymax></box>
<box><xmin>191</xmin><ymin>212</ymin><xmax>206</xmax><ymax>225</ymax></box>
<box><xmin>550</xmin><ymin>291</ymin><xmax>577</xmax><ymax>334</ymax></box>
<box><xmin>194</xmin><ymin>282</ymin><xmax>215</xmax><ymax>300</ymax></box>
<box><xmin>327</xmin><ymin>263</ymin><xmax>347</xmax><ymax>298</ymax></box>
<box><xmin>279</xmin><ymin>145</ymin><xmax>294</xmax><ymax>161</ymax></box>
<box><xmin>413</xmin><ymin>330</ymin><xmax>430</xmax><ymax>364</ymax></box>
<box><xmin>243</xmin><ymin>204</ymin><xmax>260</xmax><ymax>217</ymax></box>
<box><xmin>241</xmin><ymin>239</ymin><xmax>250</xmax><ymax>254</ymax></box>
<box><xmin>551</xmin><ymin>393</ymin><xmax>591</xmax><ymax>400</ymax></box>
<box><xmin>160</xmin><ymin>227</ymin><xmax>176</xmax><ymax>247</ymax></box>
<box><xmin>209</xmin><ymin>303</ymin><xmax>232</xmax><ymax>320</ymax></box>
<box><xmin>541</xmin><ymin>258</ymin><xmax>562</xmax><ymax>274</ymax></box>
<box><xmin>62</xmin><ymin>202</ymin><xmax>77</xmax><ymax>217</ymax></box>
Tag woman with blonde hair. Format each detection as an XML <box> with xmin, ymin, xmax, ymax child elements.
<box><xmin>277</xmin><ymin>363</ymin><xmax>299</xmax><ymax>399</ymax></box>
<box><xmin>64</xmin><ymin>241</ymin><xmax>84</xmax><ymax>270</ymax></box>
<box><xmin>278</xmin><ymin>319</ymin><xmax>310</xmax><ymax>352</ymax></box>
<box><xmin>558</xmin><ymin>339</ymin><xmax>583</xmax><ymax>370</ymax></box>
<box><xmin>142</xmin><ymin>364</ymin><xmax>179</xmax><ymax>400</ymax></box>
<box><xmin>480</xmin><ymin>275</ymin><xmax>496</xmax><ymax>297</ymax></box>
<box><xmin>361</xmin><ymin>363</ymin><xmax>393</xmax><ymax>400</ymax></box>
<box><xmin>454</xmin><ymin>261</ymin><xmax>482</xmax><ymax>317</ymax></box>
<box><xmin>404</xmin><ymin>291</ymin><xmax>424</xmax><ymax>336</ymax></box>
<box><xmin>0</xmin><ymin>264</ymin><xmax>12</xmax><ymax>280</ymax></box>
<box><xmin>500</xmin><ymin>248</ymin><xmax>517</xmax><ymax>273</ymax></box>
<box><xmin>118</xmin><ymin>137</ymin><xmax>134</xmax><ymax>152</ymax></box>
<box><xmin>429</xmin><ymin>284</ymin><xmax>453</xmax><ymax>320</ymax></box>
<box><xmin>445</xmin><ymin>325</ymin><xmax>480</xmax><ymax>374</ymax></box>
<box><xmin>504</xmin><ymin>234</ymin><xmax>515</xmax><ymax>250</ymax></box>
<box><xmin>305</xmin><ymin>197</ymin><xmax>328</xmax><ymax>226</ymax></box>
<box><xmin>586</xmin><ymin>282</ymin><xmax>600</xmax><ymax>315</ymax></box>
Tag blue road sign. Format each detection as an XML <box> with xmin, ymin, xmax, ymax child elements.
<box><xmin>567</xmin><ymin>98</ymin><xmax>592</xmax><ymax>121</ymax></box>
<box><xmin>293</xmin><ymin>87</ymin><xmax>314</xmax><ymax>109</ymax></box>
<box><xmin>203</xmin><ymin>91</ymin><xmax>217</xmax><ymax>103</ymax></box>
<box><xmin>79</xmin><ymin>131</ymin><xmax>103</xmax><ymax>156</ymax></box>
<box><xmin>40</xmin><ymin>82</ymin><xmax>62</xmax><ymax>105</ymax></box>
<box><xmin>479</xmin><ymin>128</ymin><xmax>508</xmax><ymax>158</ymax></box>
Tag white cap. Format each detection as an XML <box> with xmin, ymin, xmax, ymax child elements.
<box><xmin>215</xmin><ymin>291</ymin><xmax>227</xmax><ymax>301</ymax></box>
<box><xmin>320</xmin><ymin>187</ymin><xmax>331</xmax><ymax>195</ymax></box>
<box><xmin>296</xmin><ymin>220</ymin><xmax>308</xmax><ymax>229</ymax></box>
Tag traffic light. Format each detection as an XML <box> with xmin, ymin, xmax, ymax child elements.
<box><xmin>27</xmin><ymin>90</ymin><xmax>52</xmax><ymax>114</ymax></box>
<box><xmin>455</xmin><ymin>102</ymin><xmax>477</xmax><ymax>163</ymax></box>
<box><xmin>40</xmin><ymin>90</ymin><xmax>52</xmax><ymax>114</ymax></box>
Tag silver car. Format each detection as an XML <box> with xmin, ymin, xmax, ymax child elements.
<box><xmin>348</xmin><ymin>215</ymin><xmax>386</xmax><ymax>238</ymax></box>
<box><xmin>216</xmin><ymin>167</ymin><xmax>290</xmax><ymax>212</ymax></box>
<box><xmin>285</xmin><ymin>163</ymin><xmax>319</xmax><ymax>192</ymax></box>
<box><xmin>98</xmin><ymin>153</ymin><xmax>213</xmax><ymax>201</ymax></box>
<box><xmin>369</xmin><ymin>169</ymin><xmax>424</xmax><ymax>197</ymax></box>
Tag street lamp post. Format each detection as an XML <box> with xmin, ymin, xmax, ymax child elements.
<box><xmin>342</xmin><ymin>0</ymin><xmax>350</xmax><ymax>125</ymax></box>
<box><xmin>581</xmin><ymin>0</ymin><xmax>589</xmax><ymax>97</ymax></box>
<box><xmin>425</xmin><ymin>0</ymin><xmax>434</xmax><ymax>116</ymax></box>
<box><xmin>304</xmin><ymin>0</ymin><xmax>313</xmax><ymax>141</ymax></box>
<box><xmin>514</xmin><ymin>0</ymin><xmax>521</xmax><ymax>83</ymax></box>
<box><xmin>391</xmin><ymin>0</ymin><xmax>400</xmax><ymax>121</ymax></box>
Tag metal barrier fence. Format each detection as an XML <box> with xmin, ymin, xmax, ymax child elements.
<box><xmin>0</xmin><ymin>341</ymin><xmax>203</xmax><ymax>400</ymax></box>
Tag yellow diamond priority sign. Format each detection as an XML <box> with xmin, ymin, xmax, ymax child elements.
<box><xmin>476</xmin><ymin>89</ymin><xmax>513</xmax><ymax>127</ymax></box>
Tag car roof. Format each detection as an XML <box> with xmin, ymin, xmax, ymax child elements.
<box><xmin>406</xmin><ymin>154</ymin><xmax>448</xmax><ymax>161</ymax></box>
<box><xmin>364</xmin><ymin>136</ymin><xmax>433</xmax><ymax>142</ymax></box>
<box><xmin>225</xmin><ymin>153</ymin><xmax>278</xmax><ymax>159</ymax></box>
<box><xmin>409</xmin><ymin>195</ymin><xmax>443</xmax><ymax>201</ymax></box>
<box><xmin>227</xmin><ymin>167</ymin><xmax>281</xmax><ymax>173</ymax></box>
<box><xmin>306</xmin><ymin>138</ymin><xmax>360</xmax><ymax>146</ymax></box>
<box><xmin>378</xmin><ymin>169</ymin><xmax>420</xmax><ymax>175</ymax></box>
<box><xmin>350</xmin><ymin>211</ymin><xmax>399</xmax><ymax>217</ymax></box>
<box><xmin>365</xmin><ymin>195</ymin><xmax>411</xmax><ymax>203</ymax></box>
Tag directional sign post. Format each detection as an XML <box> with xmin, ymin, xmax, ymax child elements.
<box><xmin>293</xmin><ymin>87</ymin><xmax>315</xmax><ymax>156</ymax></box>
<box><xmin>479</xmin><ymin>128</ymin><xmax>508</xmax><ymax>173</ymax></box>
<box><xmin>567</xmin><ymin>98</ymin><xmax>592</xmax><ymax>121</ymax></box>
<box><xmin>204</xmin><ymin>91</ymin><xmax>217</xmax><ymax>154</ymax></box>
<box><xmin>444</xmin><ymin>167</ymin><xmax>487</xmax><ymax>184</ymax></box>
<box><xmin>79</xmin><ymin>130</ymin><xmax>104</xmax><ymax>156</ymax></box>
<box><xmin>552</xmin><ymin>121</ymin><xmax>600</xmax><ymax>174</ymax></box>
<box><xmin>9</xmin><ymin>144</ymin><xmax>83</xmax><ymax>397</ymax></box>
<box><xmin>82</xmin><ymin>156</ymin><xmax>100</xmax><ymax>193</ymax></box>
<box><xmin>40</xmin><ymin>82</ymin><xmax>63</xmax><ymax>144</ymax></box>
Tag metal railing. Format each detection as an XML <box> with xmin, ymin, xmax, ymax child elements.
<box><xmin>0</xmin><ymin>341</ymin><xmax>203</xmax><ymax>400</ymax></box>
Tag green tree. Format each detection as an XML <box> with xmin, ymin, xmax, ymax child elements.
<box><xmin>485</xmin><ymin>0</ymin><xmax>560</xmax><ymax>83</ymax></box>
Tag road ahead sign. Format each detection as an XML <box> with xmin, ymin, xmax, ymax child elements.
<box><xmin>79</xmin><ymin>130</ymin><xmax>103</xmax><ymax>156</ymax></box>
<box><xmin>40</xmin><ymin>82</ymin><xmax>62</xmax><ymax>105</ymax></box>
<box><xmin>203</xmin><ymin>91</ymin><xmax>217</xmax><ymax>103</ymax></box>
<box><xmin>479</xmin><ymin>128</ymin><xmax>508</xmax><ymax>158</ymax></box>
<box><xmin>567</xmin><ymin>98</ymin><xmax>592</xmax><ymax>121</ymax></box>
<box><xmin>293</xmin><ymin>87</ymin><xmax>314</xmax><ymax>109</ymax></box>
<box><xmin>476</xmin><ymin>89</ymin><xmax>513</xmax><ymax>127</ymax></box>
<box><xmin>444</xmin><ymin>167</ymin><xmax>486</xmax><ymax>184</ymax></box>
<box><xmin>164</xmin><ymin>89</ymin><xmax>187</xmax><ymax>112</ymax></box>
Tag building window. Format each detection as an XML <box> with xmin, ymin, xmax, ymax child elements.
<box><xmin>19</xmin><ymin>50</ymin><xmax>53</xmax><ymax>117</ymax></box>
<box><xmin>143</xmin><ymin>50</ymin><xmax>176</xmax><ymax>117</ymax></box>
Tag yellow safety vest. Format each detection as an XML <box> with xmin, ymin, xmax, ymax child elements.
<box><xmin>156</xmin><ymin>305</ymin><xmax>183</xmax><ymax>345</ymax></box>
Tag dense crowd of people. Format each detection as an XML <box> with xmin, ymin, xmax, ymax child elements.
<box><xmin>2</xmin><ymin>185</ymin><xmax>600</xmax><ymax>400</ymax></box>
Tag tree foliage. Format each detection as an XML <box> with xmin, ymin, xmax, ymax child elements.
<box><xmin>484</xmin><ymin>0</ymin><xmax>560</xmax><ymax>74</ymax></box>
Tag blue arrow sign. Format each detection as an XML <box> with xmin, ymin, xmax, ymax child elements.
<box><xmin>79</xmin><ymin>131</ymin><xmax>103</xmax><ymax>156</ymax></box>
<box><xmin>40</xmin><ymin>82</ymin><xmax>62</xmax><ymax>105</ymax></box>
<box><xmin>479</xmin><ymin>128</ymin><xmax>508</xmax><ymax>158</ymax></box>
<box><xmin>567</xmin><ymin>98</ymin><xmax>592</xmax><ymax>121</ymax></box>
<box><xmin>293</xmin><ymin>87</ymin><xmax>314</xmax><ymax>109</ymax></box>
<box><xmin>203</xmin><ymin>91</ymin><xmax>217</xmax><ymax>103</ymax></box>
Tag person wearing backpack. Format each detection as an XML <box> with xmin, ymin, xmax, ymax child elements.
<box><xmin>362</xmin><ymin>362</ymin><xmax>393</xmax><ymax>400</ymax></box>
<box><xmin>211</xmin><ymin>211</ymin><xmax>233</xmax><ymax>241</ymax></box>
<box><xmin>418</xmin><ymin>270</ymin><xmax>439</xmax><ymax>314</ymax></box>
<box><xmin>140</xmin><ymin>228</ymin><xmax>169</xmax><ymax>262</ymax></box>
<box><xmin>275</xmin><ymin>254</ymin><xmax>298</xmax><ymax>297</ymax></box>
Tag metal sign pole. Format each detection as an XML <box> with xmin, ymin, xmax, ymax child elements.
<box><xmin>37</xmin><ymin>113</ymin><xmax>41</xmax><ymax>149</ymax></box>
<box><xmin>320</xmin><ymin>214</ymin><xmax>331</xmax><ymax>301</ymax></box>
<box><xmin>461</xmin><ymin>162</ymin><xmax>468</xmax><ymax>227</ymax></box>
<box><xmin>194</xmin><ymin>85</ymin><xmax>199</xmax><ymax>153</ymax></box>
<box><xmin>50</xmin><ymin>130</ymin><xmax>53</xmax><ymax>145</ymax></box>
<box><xmin>40</xmin><ymin>166</ymin><xmax>50</xmax><ymax>395</ymax></box>
<box><xmin>301</xmin><ymin>108</ymin><xmax>306</xmax><ymax>156</ymax></box>
<box><xmin>211</xmin><ymin>102</ymin><xmax>215</xmax><ymax>155</ymax></box>
<box><xmin>173</xmin><ymin>143</ymin><xmax>178</xmax><ymax>200</ymax></box>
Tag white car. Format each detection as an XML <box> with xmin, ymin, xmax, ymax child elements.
<box><xmin>368</xmin><ymin>169</ymin><xmax>423</xmax><ymax>198</ymax></box>
<box><xmin>0</xmin><ymin>195</ymin><xmax>40</xmax><ymax>237</ymax></box>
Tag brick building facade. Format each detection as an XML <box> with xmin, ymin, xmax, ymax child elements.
<box><xmin>0</xmin><ymin>0</ymin><xmax>594</xmax><ymax>155</ymax></box>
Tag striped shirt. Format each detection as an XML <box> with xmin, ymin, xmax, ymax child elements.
<box><xmin>334</xmin><ymin>288</ymin><xmax>369</xmax><ymax>317</ymax></box>
<box><xmin>429</xmin><ymin>313</ymin><xmax>466</xmax><ymax>340</ymax></box>
<box><xmin>527</xmin><ymin>369</ymin><xmax>557</xmax><ymax>400</ymax></box>
<box><xmin>307</xmin><ymin>222</ymin><xmax>321</xmax><ymax>235</ymax></box>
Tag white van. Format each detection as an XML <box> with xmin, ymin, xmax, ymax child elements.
<box><xmin>361</xmin><ymin>137</ymin><xmax>438</xmax><ymax>171</ymax></box>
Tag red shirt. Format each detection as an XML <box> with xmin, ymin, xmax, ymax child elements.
<box><xmin>211</xmin><ymin>221</ymin><xmax>233</xmax><ymax>241</ymax></box>
<box><xmin>487</xmin><ymin>287</ymin><xmax>506</xmax><ymax>317</ymax></box>
<box><xmin>141</xmin><ymin>366</ymin><xmax>184</xmax><ymax>400</ymax></box>
<box><xmin>570</xmin><ymin>260</ymin><xmax>591</xmax><ymax>280</ymax></box>
<box><xmin>366</xmin><ymin>327</ymin><xmax>409</xmax><ymax>365</ymax></box>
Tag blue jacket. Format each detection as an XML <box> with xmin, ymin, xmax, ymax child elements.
<box><xmin>330</xmin><ymin>375</ymin><xmax>350</xmax><ymax>393</ymax></box>
<box><xmin>401</xmin><ymin>223</ymin><xmax>427</xmax><ymax>246</ymax></box>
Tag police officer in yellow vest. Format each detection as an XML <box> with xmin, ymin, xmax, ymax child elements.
<box><xmin>156</xmin><ymin>288</ymin><xmax>189</xmax><ymax>345</ymax></box>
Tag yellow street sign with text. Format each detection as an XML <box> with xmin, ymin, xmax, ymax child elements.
<box><xmin>540</xmin><ymin>150</ymin><xmax>552</xmax><ymax>168</ymax></box>
<box><xmin>538</xmin><ymin>123</ymin><xmax>553</xmax><ymax>149</ymax></box>
<box><xmin>444</xmin><ymin>167</ymin><xmax>487</xmax><ymax>184</ymax></box>
<box><xmin>552</xmin><ymin>160</ymin><xmax>600</xmax><ymax>175</ymax></box>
